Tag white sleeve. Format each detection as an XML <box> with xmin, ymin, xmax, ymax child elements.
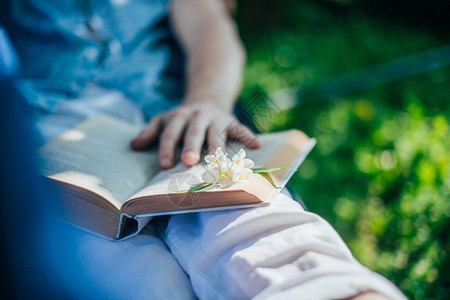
<box><xmin>158</xmin><ymin>191</ymin><xmax>406</xmax><ymax>300</ymax></box>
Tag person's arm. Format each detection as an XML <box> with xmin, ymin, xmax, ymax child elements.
<box><xmin>131</xmin><ymin>0</ymin><xmax>260</xmax><ymax>169</ymax></box>
<box><xmin>173</xmin><ymin>0</ymin><xmax>242</xmax><ymax>112</ymax></box>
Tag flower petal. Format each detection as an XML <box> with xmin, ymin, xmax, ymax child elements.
<box><xmin>215</xmin><ymin>147</ymin><xmax>226</xmax><ymax>157</ymax></box>
<box><xmin>204</xmin><ymin>154</ymin><xmax>215</xmax><ymax>164</ymax></box>
<box><xmin>219</xmin><ymin>176</ymin><xmax>233</xmax><ymax>187</ymax></box>
<box><xmin>243</xmin><ymin>158</ymin><xmax>254</xmax><ymax>168</ymax></box>
<box><xmin>232</xmin><ymin>148</ymin><xmax>246</xmax><ymax>163</ymax></box>
<box><xmin>202</xmin><ymin>168</ymin><xmax>219</xmax><ymax>184</ymax></box>
<box><xmin>219</xmin><ymin>157</ymin><xmax>232</xmax><ymax>169</ymax></box>
<box><xmin>230</xmin><ymin>166</ymin><xmax>241</xmax><ymax>182</ymax></box>
<box><xmin>240</xmin><ymin>168</ymin><xmax>253</xmax><ymax>180</ymax></box>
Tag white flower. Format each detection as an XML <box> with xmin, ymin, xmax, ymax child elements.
<box><xmin>232</xmin><ymin>149</ymin><xmax>254</xmax><ymax>169</ymax></box>
<box><xmin>204</xmin><ymin>147</ymin><xmax>226</xmax><ymax>166</ymax></box>
<box><xmin>202</xmin><ymin>147</ymin><xmax>254</xmax><ymax>187</ymax></box>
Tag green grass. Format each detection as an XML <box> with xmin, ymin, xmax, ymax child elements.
<box><xmin>236</xmin><ymin>1</ymin><xmax>450</xmax><ymax>298</ymax></box>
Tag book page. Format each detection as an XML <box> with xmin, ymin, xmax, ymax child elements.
<box><xmin>125</xmin><ymin>130</ymin><xmax>310</xmax><ymax>211</ymax></box>
<box><xmin>235</xmin><ymin>131</ymin><xmax>291</xmax><ymax>167</ymax></box>
<box><xmin>128</xmin><ymin>131</ymin><xmax>294</xmax><ymax>199</ymax></box>
<box><xmin>122</xmin><ymin>161</ymin><xmax>273</xmax><ymax>215</ymax></box>
<box><xmin>128</xmin><ymin>163</ymin><xmax>206</xmax><ymax>199</ymax></box>
<box><xmin>38</xmin><ymin>115</ymin><xmax>159</xmax><ymax>209</ymax></box>
<box><xmin>247</xmin><ymin>130</ymin><xmax>311</xmax><ymax>185</ymax></box>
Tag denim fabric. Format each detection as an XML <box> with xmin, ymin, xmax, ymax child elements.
<box><xmin>0</xmin><ymin>27</ymin><xmax>18</xmax><ymax>78</ymax></box>
<box><xmin>1</xmin><ymin>0</ymin><xmax>184</xmax><ymax>121</ymax></box>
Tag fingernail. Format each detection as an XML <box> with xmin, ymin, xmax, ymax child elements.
<box><xmin>185</xmin><ymin>150</ymin><xmax>199</xmax><ymax>161</ymax></box>
<box><xmin>251</xmin><ymin>138</ymin><xmax>261</xmax><ymax>147</ymax></box>
<box><xmin>161</xmin><ymin>158</ymin><xmax>171</xmax><ymax>168</ymax></box>
<box><xmin>137</xmin><ymin>131</ymin><xmax>146</xmax><ymax>139</ymax></box>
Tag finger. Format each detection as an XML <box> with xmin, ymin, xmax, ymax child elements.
<box><xmin>227</xmin><ymin>122</ymin><xmax>261</xmax><ymax>149</ymax></box>
<box><xmin>158</xmin><ymin>112</ymin><xmax>189</xmax><ymax>169</ymax></box>
<box><xmin>130</xmin><ymin>115</ymin><xmax>162</xmax><ymax>150</ymax></box>
<box><xmin>181</xmin><ymin>111</ymin><xmax>210</xmax><ymax>166</ymax></box>
<box><xmin>207</xmin><ymin>123</ymin><xmax>227</xmax><ymax>154</ymax></box>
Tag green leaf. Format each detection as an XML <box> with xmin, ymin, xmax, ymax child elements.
<box><xmin>258</xmin><ymin>172</ymin><xmax>276</xmax><ymax>187</ymax></box>
<box><xmin>251</xmin><ymin>167</ymin><xmax>296</xmax><ymax>173</ymax></box>
<box><xmin>186</xmin><ymin>182</ymin><xmax>212</xmax><ymax>193</ymax></box>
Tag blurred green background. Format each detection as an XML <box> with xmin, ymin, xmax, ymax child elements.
<box><xmin>235</xmin><ymin>0</ymin><xmax>450</xmax><ymax>299</ymax></box>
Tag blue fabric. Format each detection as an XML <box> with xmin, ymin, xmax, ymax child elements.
<box><xmin>0</xmin><ymin>27</ymin><xmax>18</xmax><ymax>78</ymax></box>
<box><xmin>0</xmin><ymin>24</ymin><xmax>195</xmax><ymax>299</ymax></box>
<box><xmin>0</xmin><ymin>27</ymin><xmax>68</xmax><ymax>296</ymax></box>
<box><xmin>0</xmin><ymin>0</ymin><xmax>185</xmax><ymax>121</ymax></box>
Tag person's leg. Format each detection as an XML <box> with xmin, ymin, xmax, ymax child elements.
<box><xmin>49</xmin><ymin>217</ymin><xmax>196</xmax><ymax>299</ymax></box>
<box><xmin>29</xmin><ymin>88</ymin><xmax>196</xmax><ymax>299</ymax></box>
<box><xmin>157</xmin><ymin>191</ymin><xmax>406</xmax><ymax>300</ymax></box>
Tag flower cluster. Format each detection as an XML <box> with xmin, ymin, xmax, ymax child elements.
<box><xmin>202</xmin><ymin>147</ymin><xmax>255</xmax><ymax>187</ymax></box>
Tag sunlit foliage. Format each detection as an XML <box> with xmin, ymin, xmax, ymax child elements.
<box><xmin>237</xmin><ymin>1</ymin><xmax>450</xmax><ymax>298</ymax></box>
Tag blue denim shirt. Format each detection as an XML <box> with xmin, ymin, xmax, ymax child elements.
<box><xmin>1</xmin><ymin>0</ymin><xmax>185</xmax><ymax>120</ymax></box>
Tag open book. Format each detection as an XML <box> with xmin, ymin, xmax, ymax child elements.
<box><xmin>38</xmin><ymin>114</ymin><xmax>316</xmax><ymax>240</ymax></box>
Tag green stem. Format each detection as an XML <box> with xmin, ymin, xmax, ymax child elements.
<box><xmin>251</xmin><ymin>167</ymin><xmax>297</xmax><ymax>173</ymax></box>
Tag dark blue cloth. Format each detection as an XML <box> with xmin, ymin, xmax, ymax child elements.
<box><xmin>0</xmin><ymin>27</ymin><xmax>64</xmax><ymax>297</ymax></box>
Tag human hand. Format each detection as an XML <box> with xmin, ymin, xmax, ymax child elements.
<box><xmin>130</xmin><ymin>102</ymin><xmax>261</xmax><ymax>169</ymax></box>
